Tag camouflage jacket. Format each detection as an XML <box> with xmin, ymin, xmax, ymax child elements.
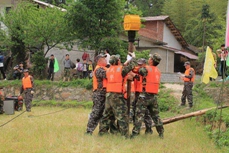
<box><xmin>95</xmin><ymin>67</ymin><xmax>106</xmax><ymax>90</ymax></box>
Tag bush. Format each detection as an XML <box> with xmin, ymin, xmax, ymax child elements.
<box><xmin>158</xmin><ymin>89</ymin><xmax>176</xmax><ymax>112</ymax></box>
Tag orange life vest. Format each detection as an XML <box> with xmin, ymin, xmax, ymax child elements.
<box><xmin>183</xmin><ymin>67</ymin><xmax>195</xmax><ymax>82</ymax></box>
<box><xmin>106</xmin><ymin>65</ymin><xmax>124</xmax><ymax>93</ymax></box>
<box><xmin>135</xmin><ymin>66</ymin><xmax>161</xmax><ymax>94</ymax></box>
<box><xmin>123</xmin><ymin>77</ymin><xmax>135</xmax><ymax>99</ymax></box>
<box><xmin>93</xmin><ymin>65</ymin><xmax>107</xmax><ymax>91</ymax></box>
<box><xmin>22</xmin><ymin>75</ymin><xmax>32</xmax><ymax>89</ymax></box>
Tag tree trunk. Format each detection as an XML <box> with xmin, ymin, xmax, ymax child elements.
<box><xmin>151</xmin><ymin>105</ymin><xmax>229</xmax><ymax>127</ymax></box>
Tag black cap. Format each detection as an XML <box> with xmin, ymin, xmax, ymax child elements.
<box><xmin>137</xmin><ymin>58</ymin><xmax>146</xmax><ymax>65</ymax></box>
<box><xmin>94</xmin><ymin>53</ymin><xmax>107</xmax><ymax>63</ymax></box>
<box><xmin>50</xmin><ymin>54</ymin><xmax>54</xmax><ymax>56</ymax></box>
<box><xmin>184</xmin><ymin>61</ymin><xmax>190</xmax><ymax>66</ymax></box>
<box><xmin>23</xmin><ymin>69</ymin><xmax>29</xmax><ymax>73</ymax></box>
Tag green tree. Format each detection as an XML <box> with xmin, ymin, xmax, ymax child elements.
<box><xmin>129</xmin><ymin>0</ymin><xmax>164</xmax><ymax>16</ymax></box>
<box><xmin>66</xmin><ymin>0</ymin><xmax>125</xmax><ymax>55</ymax></box>
<box><xmin>1</xmin><ymin>1</ymin><xmax>70</xmax><ymax>58</ymax></box>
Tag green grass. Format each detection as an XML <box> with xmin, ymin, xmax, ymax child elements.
<box><xmin>0</xmin><ymin>107</ymin><xmax>227</xmax><ymax>153</ymax></box>
<box><xmin>33</xmin><ymin>100</ymin><xmax>93</xmax><ymax>109</ymax></box>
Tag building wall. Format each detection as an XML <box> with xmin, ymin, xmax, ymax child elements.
<box><xmin>44</xmin><ymin>46</ymin><xmax>95</xmax><ymax>79</ymax></box>
<box><xmin>142</xmin><ymin>21</ymin><xmax>164</xmax><ymax>41</ymax></box>
<box><xmin>149</xmin><ymin>48</ymin><xmax>174</xmax><ymax>73</ymax></box>
<box><xmin>163</xmin><ymin>23</ymin><xmax>182</xmax><ymax>50</ymax></box>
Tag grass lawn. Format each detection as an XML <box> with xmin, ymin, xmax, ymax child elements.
<box><xmin>0</xmin><ymin>107</ymin><xmax>226</xmax><ymax>153</ymax></box>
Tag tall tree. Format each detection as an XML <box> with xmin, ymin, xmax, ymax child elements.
<box><xmin>162</xmin><ymin>0</ymin><xmax>227</xmax><ymax>51</ymax></box>
<box><xmin>66</xmin><ymin>0</ymin><xmax>125</xmax><ymax>55</ymax></box>
<box><xmin>1</xmin><ymin>1</ymin><xmax>70</xmax><ymax>58</ymax></box>
<box><xmin>128</xmin><ymin>0</ymin><xmax>165</xmax><ymax>16</ymax></box>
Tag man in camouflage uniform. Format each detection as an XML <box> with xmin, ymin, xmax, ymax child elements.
<box><xmin>131</xmin><ymin>53</ymin><xmax>164</xmax><ymax>138</ymax></box>
<box><xmin>0</xmin><ymin>87</ymin><xmax>4</xmax><ymax>114</ymax></box>
<box><xmin>20</xmin><ymin>69</ymin><xmax>35</xmax><ymax>112</ymax></box>
<box><xmin>99</xmin><ymin>55</ymin><xmax>137</xmax><ymax>138</ymax></box>
<box><xmin>132</xmin><ymin>58</ymin><xmax>153</xmax><ymax>134</ymax></box>
<box><xmin>86</xmin><ymin>54</ymin><xmax>117</xmax><ymax>135</ymax></box>
<box><xmin>179</xmin><ymin>61</ymin><xmax>195</xmax><ymax>109</ymax></box>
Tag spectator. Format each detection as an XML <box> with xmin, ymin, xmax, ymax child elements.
<box><xmin>87</xmin><ymin>60</ymin><xmax>94</xmax><ymax>79</ymax></box>
<box><xmin>47</xmin><ymin>54</ymin><xmax>55</xmax><ymax>81</ymax></box>
<box><xmin>63</xmin><ymin>54</ymin><xmax>72</xmax><ymax>81</ymax></box>
<box><xmin>74</xmin><ymin>58</ymin><xmax>83</xmax><ymax>79</ymax></box>
<box><xmin>0</xmin><ymin>54</ymin><xmax>6</xmax><ymax>80</ymax></box>
<box><xmin>217</xmin><ymin>44</ymin><xmax>228</xmax><ymax>81</ymax></box>
<box><xmin>82</xmin><ymin>59</ymin><xmax>88</xmax><ymax>79</ymax></box>
<box><xmin>13</xmin><ymin>62</ymin><xmax>24</xmax><ymax>80</ymax></box>
<box><xmin>105</xmin><ymin>49</ymin><xmax>110</xmax><ymax>68</ymax></box>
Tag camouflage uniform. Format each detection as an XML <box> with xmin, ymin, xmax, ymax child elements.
<box><xmin>132</xmin><ymin>92</ymin><xmax>164</xmax><ymax>137</ymax></box>
<box><xmin>181</xmin><ymin>63</ymin><xmax>194</xmax><ymax>107</ymax></box>
<box><xmin>0</xmin><ymin>90</ymin><xmax>4</xmax><ymax>114</ymax></box>
<box><xmin>131</xmin><ymin>54</ymin><xmax>164</xmax><ymax>138</ymax></box>
<box><xmin>20</xmin><ymin>74</ymin><xmax>34</xmax><ymax>112</ymax></box>
<box><xmin>181</xmin><ymin>82</ymin><xmax>193</xmax><ymax>107</ymax></box>
<box><xmin>99</xmin><ymin>56</ymin><xmax>138</xmax><ymax>137</ymax></box>
<box><xmin>86</xmin><ymin>59</ymin><xmax>117</xmax><ymax>134</ymax></box>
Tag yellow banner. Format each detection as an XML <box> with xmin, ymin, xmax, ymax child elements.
<box><xmin>201</xmin><ymin>46</ymin><xmax>218</xmax><ymax>84</ymax></box>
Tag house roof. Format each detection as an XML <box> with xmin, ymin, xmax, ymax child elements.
<box><xmin>186</xmin><ymin>44</ymin><xmax>201</xmax><ymax>54</ymax></box>
<box><xmin>148</xmin><ymin>46</ymin><xmax>198</xmax><ymax>60</ymax></box>
<box><xmin>175</xmin><ymin>51</ymin><xmax>198</xmax><ymax>60</ymax></box>
<box><xmin>32</xmin><ymin>0</ymin><xmax>67</xmax><ymax>12</ymax></box>
<box><xmin>141</xmin><ymin>16</ymin><xmax>188</xmax><ymax>48</ymax></box>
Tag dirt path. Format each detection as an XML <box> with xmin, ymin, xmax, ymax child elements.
<box><xmin>163</xmin><ymin>83</ymin><xmax>183</xmax><ymax>102</ymax></box>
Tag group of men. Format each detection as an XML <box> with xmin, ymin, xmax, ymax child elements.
<box><xmin>85</xmin><ymin>52</ymin><xmax>165</xmax><ymax>138</ymax></box>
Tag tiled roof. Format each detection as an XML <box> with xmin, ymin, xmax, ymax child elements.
<box><xmin>141</xmin><ymin>16</ymin><xmax>169</xmax><ymax>21</ymax></box>
<box><xmin>33</xmin><ymin>0</ymin><xmax>67</xmax><ymax>12</ymax></box>
<box><xmin>140</xmin><ymin>16</ymin><xmax>188</xmax><ymax>47</ymax></box>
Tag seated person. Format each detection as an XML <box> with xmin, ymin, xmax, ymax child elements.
<box><xmin>13</xmin><ymin>62</ymin><xmax>24</xmax><ymax>80</ymax></box>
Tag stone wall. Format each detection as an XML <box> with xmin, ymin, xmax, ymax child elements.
<box><xmin>3</xmin><ymin>86</ymin><xmax>93</xmax><ymax>102</ymax></box>
<box><xmin>161</xmin><ymin>73</ymin><xmax>201</xmax><ymax>83</ymax></box>
<box><xmin>2</xmin><ymin>73</ymin><xmax>201</xmax><ymax>102</ymax></box>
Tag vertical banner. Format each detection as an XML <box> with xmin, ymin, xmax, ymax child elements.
<box><xmin>226</xmin><ymin>1</ymin><xmax>229</xmax><ymax>66</ymax></box>
<box><xmin>54</xmin><ymin>58</ymin><xmax>59</xmax><ymax>73</ymax></box>
<box><xmin>201</xmin><ymin>46</ymin><xmax>218</xmax><ymax>84</ymax></box>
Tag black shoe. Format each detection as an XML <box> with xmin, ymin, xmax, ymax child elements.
<box><xmin>145</xmin><ymin>128</ymin><xmax>153</xmax><ymax>135</ymax></box>
<box><xmin>159</xmin><ymin>133</ymin><xmax>164</xmax><ymax>139</ymax></box>
<box><xmin>85</xmin><ymin>131</ymin><xmax>92</xmax><ymax>135</ymax></box>
<box><xmin>179</xmin><ymin>103</ymin><xmax>185</xmax><ymax>106</ymax></box>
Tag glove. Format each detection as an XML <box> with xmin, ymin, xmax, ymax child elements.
<box><xmin>128</xmin><ymin>52</ymin><xmax>136</xmax><ymax>58</ymax></box>
<box><xmin>31</xmin><ymin>90</ymin><xmax>34</xmax><ymax>94</ymax></box>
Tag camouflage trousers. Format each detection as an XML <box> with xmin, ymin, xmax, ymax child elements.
<box><xmin>132</xmin><ymin>92</ymin><xmax>152</xmax><ymax>132</ymax></box>
<box><xmin>86</xmin><ymin>89</ymin><xmax>117</xmax><ymax>134</ymax></box>
<box><xmin>132</xmin><ymin>93</ymin><xmax>164</xmax><ymax>136</ymax></box>
<box><xmin>181</xmin><ymin>82</ymin><xmax>193</xmax><ymax>107</ymax></box>
<box><xmin>99</xmin><ymin>92</ymin><xmax>129</xmax><ymax>137</ymax></box>
<box><xmin>64</xmin><ymin>68</ymin><xmax>71</xmax><ymax>78</ymax></box>
<box><xmin>0</xmin><ymin>99</ymin><xmax>3</xmax><ymax>114</ymax></box>
<box><xmin>24</xmin><ymin>89</ymin><xmax>33</xmax><ymax>112</ymax></box>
